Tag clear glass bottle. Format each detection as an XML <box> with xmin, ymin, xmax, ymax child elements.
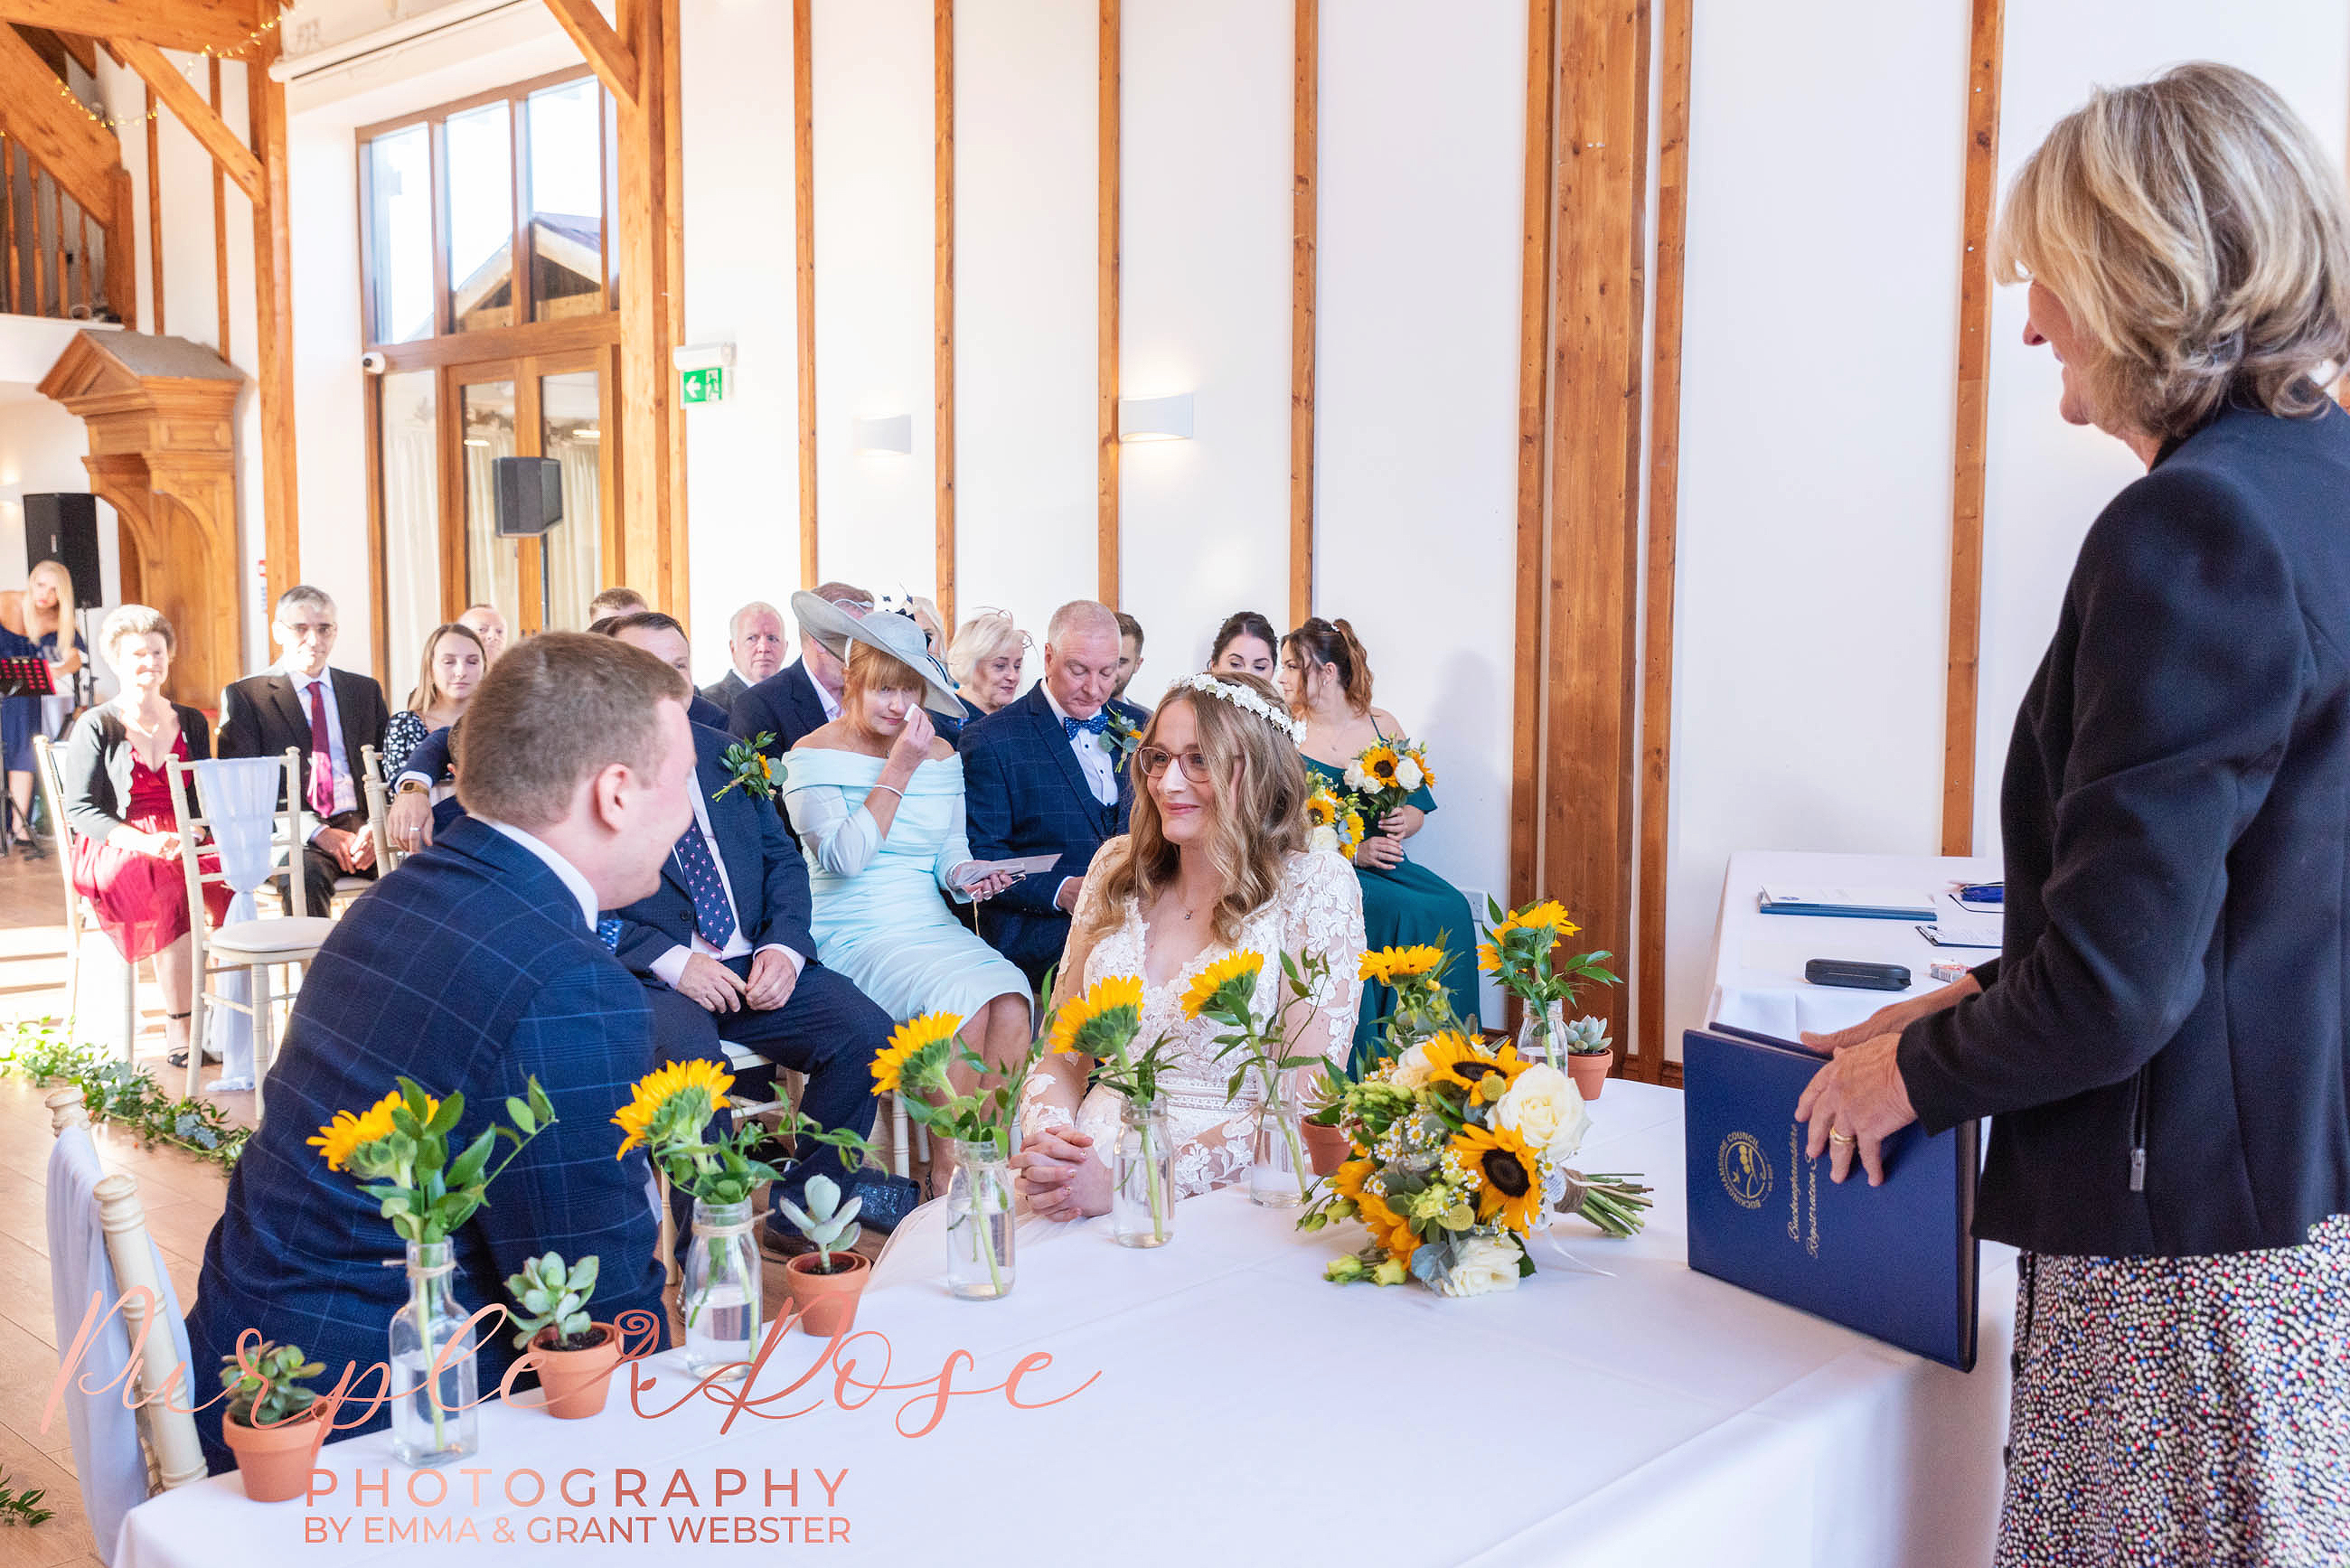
<box><xmin>389</xmin><ymin>1240</ymin><xmax>478</xmax><ymax>1466</ymax></box>
<box><xmin>945</xmin><ymin>1138</ymin><xmax>1016</xmax><ymax>1299</ymax></box>
<box><xmin>1517</xmin><ymin>999</ymin><xmax>1568</xmax><ymax>1067</ymax></box>
<box><xmin>1113</xmin><ymin>1095</ymin><xmax>1175</xmax><ymax>1248</ymax></box>
<box><xmin>681</xmin><ymin>1197</ymin><xmax>762</xmax><ymax>1380</ymax></box>
<box><xmin>1250</xmin><ymin>1070</ymin><xmax>1311</xmax><ymax>1208</ymax></box>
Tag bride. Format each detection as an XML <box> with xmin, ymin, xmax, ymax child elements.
<box><xmin>1014</xmin><ymin>671</ymin><xmax>1366</xmax><ymax>1216</ymax></box>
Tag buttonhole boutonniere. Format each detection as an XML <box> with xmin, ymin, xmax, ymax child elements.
<box><xmin>1104</xmin><ymin>707</ymin><xmax>1142</xmax><ymax>761</ymax></box>
<box><xmin>713</xmin><ymin>734</ymin><xmax>785</xmax><ymax>802</ymax></box>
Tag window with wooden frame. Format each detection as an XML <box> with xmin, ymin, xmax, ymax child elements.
<box><xmin>356</xmin><ymin>70</ymin><xmax>624</xmax><ymax>681</ymax></box>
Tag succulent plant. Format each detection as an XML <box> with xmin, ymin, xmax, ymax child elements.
<box><xmin>503</xmin><ymin>1252</ymin><xmax>602</xmax><ymax>1350</ymax></box>
<box><xmin>776</xmin><ymin>1175</ymin><xmax>863</xmax><ymax>1273</ymax></box>
<box><xmin>219</xmin><ymin>1340</ymin><xmax>325</xmax><ymax>1429</ymax></box>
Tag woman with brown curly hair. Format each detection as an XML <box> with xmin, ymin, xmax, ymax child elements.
<box><xmin>1012</xmin><ymin>671</ymin><xmax>1366</xmax><ymax>1216</ymax></box>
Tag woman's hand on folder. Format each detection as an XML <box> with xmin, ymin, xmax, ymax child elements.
<box><xmin>1799</xmin><ymin>972</ymin><xmax>1981</xmax><ymax>1056</ymax></box>
<box><xmin>1795</xmin><ymin>1037</ymin><xmax>1919</xmax><ymax>1188</ymax></box>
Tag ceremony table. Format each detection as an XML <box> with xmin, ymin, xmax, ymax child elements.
<box><xmin>1708</xmin><ymin>849</ymin><xmax>2002</xmax><ymax>1043</ymax></box>
<box><xmin>115</xmin><ymin>1081</ymin><xmax>2015</xmax><ymax>1567</ymax></box>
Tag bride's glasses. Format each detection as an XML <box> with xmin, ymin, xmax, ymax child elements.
<box><xmin>1135</xmin><ymin>746</ymin><xmax>1212</xmax><ymax>783</ymax></box>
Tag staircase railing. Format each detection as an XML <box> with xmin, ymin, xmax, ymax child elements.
<box><xmin>2</xmin><ymin>131</ymin><xmax>120</xmax><ymax>323</ymax></box>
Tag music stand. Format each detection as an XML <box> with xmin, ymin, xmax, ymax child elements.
<box><xmin>0</xmin><ymin>657</ymin><xmax>56</xmax><ymax>700</ymax></box>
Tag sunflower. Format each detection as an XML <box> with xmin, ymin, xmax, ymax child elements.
<box><xmin>1493</xmin><ymin>900</ymin><xmax>1575</xmax><ymax>942</ymax></box>
<box><xmin>612</xmin><ymin>1058</ymin><xmax>732</xmax><ymax>1158</ymax></box>
<box><xmin>308</xmin><ymin>1088</ymin><xmax>425</xmax><ymax>1173</ymax></box>
<box><xmin>1358</xmin><ymin>744</ymin><xmax>1402</xmax><ymax>789</ymax></box>
<box><xmin>1423</xmin><ymin>1031</ymin><xmax>1528</xmax><ymax>1102</ymax></box>
<box><xmin>1304</xmin><ymin>785</ymin><xmax>1340</xmax><ymax>830</ymax></box>
<box><xmin>1048</xmin><ymin>974</ymin><xmax>1145</xmax><ymax>1056</ymax></box>
<box><xmin>1339</xmin><ymin>811</ymin><xmax>1365</xmax><ymax>860</ymax></box>
<box><xmin>873</xmin><ymin>1011</ymin><xmax>964</xmax><ymax>1096</ymax></box>
<box><xmin>1409</xmin><ymin>748</ymin><xmax>1437</xmax><ymax>789</ymax></box>
<box><xmin>1452</xmin><ymin>1122</ymin><xmax>1546</xmax><ymax>1232</ymax></box>
<box><xmin>1334</xmin><ymin>1159</ymin><xmax>1418</xmax><ymax>1264</ymax></box>
<box><xmin>1180</xmin><ymin>950</ymin><xmax>1264</xmax><ymax>1020</ymax></box>
<box><xmin>1360</xmin><ymin>944</ymin><xmax>1445</xmax><ymax>985</ymax></box>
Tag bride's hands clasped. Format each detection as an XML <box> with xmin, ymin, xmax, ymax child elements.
<box><xmin>1013</xmin><ymin>1125</ymin><xmax>1110</xmax><ymax>1219</ymax></box>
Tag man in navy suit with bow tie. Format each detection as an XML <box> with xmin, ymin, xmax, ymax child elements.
<box><xmin>961</xmin><ymin>600</ymin><xmax>1142</xmax><ymax>989</ymax></box>
<box><xmin>600</xmin><ymin>615</ymin><xmax>893</xmax><ymax>1251</ymax></box>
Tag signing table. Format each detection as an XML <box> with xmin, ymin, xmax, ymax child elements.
<box><xmin>117</xmin><ymin>1082</ymin><xmax>2013</xmax><ymax>1567</ymax></box>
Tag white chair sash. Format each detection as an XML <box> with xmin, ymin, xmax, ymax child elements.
<box><xmin>45</xmin><ymin>1129</ymin><xmax>191</xmax><ymax>1565</ymax></box>
<box><xmin>193</xmin><ymin>757</ymin><xmax>285</xmax><ymax>1087</ymax></box>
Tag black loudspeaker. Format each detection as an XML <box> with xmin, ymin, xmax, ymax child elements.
<box><xmin>494</xmin><ymin>456</ymin><xmax>564</xmax><ymax>538</ymax></box>
<box><xmin>21</xmin><ymin>493</ymin><xmax>102</xmax><ymax>601</ymax></box>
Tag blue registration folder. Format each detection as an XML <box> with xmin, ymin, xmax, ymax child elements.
<box><xmin>1684</xmin><ymin>1026</ymin><xmax>1980</xmax><ymax>1371</ymax></box>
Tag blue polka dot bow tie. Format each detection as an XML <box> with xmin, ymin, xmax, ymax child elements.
<box><xmin>1062</xmin><ymin>711</ymin><xmax>1108</xmax><ymax>739</ymax></box>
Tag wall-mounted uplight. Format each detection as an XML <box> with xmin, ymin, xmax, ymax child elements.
<box><xmin>852</xmin><ymin>414</ymin><xmax>914</xmax><ymax>455</ymax></box>
<box><xmin>1118</xmin><ymin>393</ymin><xmax>1193</xmax><ymax>442</ymax></box>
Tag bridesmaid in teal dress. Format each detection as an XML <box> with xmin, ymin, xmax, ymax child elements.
<box><xmin>778</xmin><ymin>606</ymin><xmax>1034</xmax><ymax>1087</ymax></box>
<box><xmin>1279</xmin><ymin>616</ymin><xmax>1481</xmax><ymax>1071</ymax></box>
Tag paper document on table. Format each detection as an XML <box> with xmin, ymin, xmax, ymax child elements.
<box><xmin>1757</xmin><ymin>886</ymin><xmax>1937</xmax><ymax>921</ymax></box>
<box><xmin>1917</xmin><ymin>918</ymin><xmax>2003</xmax><ymax>950</ymax></box>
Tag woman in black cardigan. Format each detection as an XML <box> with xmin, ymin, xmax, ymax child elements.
<box><xmin>63</xmin><ymin>605</ymin><xmax>227</xmax><ymax>1066</ymax></box>
<box><xmin>1797</xmin><ymin>64</ymin><xmax>2350</xmax><ymax>1563</ymax></box>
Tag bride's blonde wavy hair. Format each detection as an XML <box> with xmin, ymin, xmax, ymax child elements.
<box><xmin>1083</xmin><ymin>672</ymin><xmax>1309</xmax><ymax>946</ymax></box>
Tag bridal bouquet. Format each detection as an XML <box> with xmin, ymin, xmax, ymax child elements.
<box><xmin>1300</xmin><ymin>1030</ymin><xmax>1650</xmax><ymax>1296</ymax></box>
<box><xmin>1343</xmin><ymin>736</ymin><xmax>1435</xmax><ymax>823</ymax></box>
<box><xmin>1303</xmin><ymin>782</ymin><xmax>1366</xmax><ymax>861</ymax></box>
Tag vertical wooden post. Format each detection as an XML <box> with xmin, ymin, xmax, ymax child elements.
<box><xmin>935</xmin><ymin>0</ymin><xmax>956</xmax><ymax>631</ymax></box>
<box><xmin>615</xmin><ymin>0</ymin><xmax>682</xmax><ymax>606</ymax></box>
<box><xmin>146</xmin><ymin>87</ymin><xmax>163</xmax><ymax>333</ymax></box>
<box><xmin>2</xmin><ymin>137</ymin><xmax>18</xmax><ymax>315</ymax></box>
<box><xmin>1289</xmin><ymin>0</ymin><xmax>1318</xmax><ymax>628</ymax></box>
<box><xmin>1509</xmin><ymin>0</ymin><xmax>1555</xmax><ymax>914</ymax></box>
<box><xmin>209</xmin><ymin>56</ymin><xmax>228</xmax><ymax>358</ymax></box>
<box><xmin>33</xmin><ymin>167</ymin><xmax>49</xmax><ymax>317</ymax></box>
<box><xmin>1096</xmin><ymin>0</ymin><xmax>1120</xmax><ymax>606</ymax></box>
<box><xmin>794</xmin><ymin>0</ymin><xmax>819</xmax><ymax>588</ymax></box>
<box><xmin>250</xmin><ymin>39</ymin><xmax>300</xmax><ymax>606</ymax></box>
<box><xmin>108</xmin><ymin>165</ymin><xmax>135</xmax><ymax>328</ymax></box>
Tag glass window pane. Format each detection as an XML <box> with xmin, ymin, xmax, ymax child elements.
<box><xmin>527</xmin><ymin>80</ymin><xmax>605</xmax><ymax>323</ymax></box>
<box><xmin>461</xmin><ymin>380</ymin><xmax>521</xmax><ymax>629</ymax></box>
<box><xmin>378</xmin><ymin>371</ymin><xmax>442</xmax><ymax>677</ymax></box>
<box><xmin>540</xmin><ymin>371</ymin><xmax>603</xmax><ymax>630</ymax></box>
<box><xmin>444</xmin><ymin>104</ymin><xmax>515</xmax><ymax>332</ymax></box>
<box><xmin>365</xmin><ymin>126</ymin><xmax>434</xmax><ymax>343</ymax></box>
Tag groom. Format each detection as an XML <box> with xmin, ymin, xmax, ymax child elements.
<box><xmin>961</xmin><ymin>600</ymin><xmax>1139</xmax><ymax>988</ymax></box>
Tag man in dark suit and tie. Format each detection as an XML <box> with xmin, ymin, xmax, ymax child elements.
<box><xmin>961</xmin><ymin>599</ymin><xmax>1137</xmax><ymax>988</ymax></box>
<box><xmin>700</xmin><ymin>600</ymin><xmax>787</xmax><ymax>713</ymax></box>
<box><xmin>183</xmin><ymin>634</ymin><xmax>695</xmax><ymax>1474</ymax></box>
<box><xmin>216</xmin><ymin>585</ymin><xmax>391</xmax><ymax>915</ymax></box>
<box><xmin>729</xmin><ymin>580</ymin><xmax>871</xmax><ymax>764</ymax></box>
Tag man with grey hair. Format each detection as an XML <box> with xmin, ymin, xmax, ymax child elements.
<box><xmin>960</xmin><ymin>598</ymin><xmax>1136</xmax><ymax>987</ymax></box>
<box><xmin>218</xmin><ymin>584</ymin><xmax>391</xmax><ymax>915</ymax></box>
<box><xmin>700</xmin><ymin>600</ymin><xmax>787</xmax><ymax>712</ymax></box>
<box><xmin>729</xmin><ymin>579</ymin><xmax>874</xmax><ymax>767</ymax></box>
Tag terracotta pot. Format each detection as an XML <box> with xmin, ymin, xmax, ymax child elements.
<box><xmin>221</xmin><ymin>1404</ymin><xmax>328</xmax><ymax>1502</ymax></box>
<box><xmin>1301</xmin><ymin>1120</ymin><xmax>1350</xmax><ymax>1177</ymax></box>
<box><xmin>531</xmin><ymin>1322</ymin><xmax>621</xmax><ymax>1420</ymax></box>
<box><xmin>1565</xmin><ymin>1048</ymin><xmax>1615</xmax><ymax>1102</ymax></box>
<box><xmin>785</xmin><ymin>1252</ymin><xmax>872</xmax><ymax>1338</ymax></box>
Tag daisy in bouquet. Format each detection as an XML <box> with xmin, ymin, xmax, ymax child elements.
<box><xmin>1300</xmin><ymin>1030</ymin><xmax>1650</xmax><ymax>1295</ymax></box>
<box><xmin>1302</xmin><ymin>781</ymin><xmax>1367</xmax><ymax>862</ymax></box>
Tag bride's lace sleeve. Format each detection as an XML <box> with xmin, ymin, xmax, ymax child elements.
<box><xmin>1281</xmin><ymin>849</ymin><xmax>1368</xmax><ymax>1067</ymax></box>
<box><xmin>1016</xmin><ymin>840</ymin><xmax>1133</xmax><ymax>1142</ymax></box>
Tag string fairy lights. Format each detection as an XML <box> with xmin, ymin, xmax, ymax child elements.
<box><xmin>42</xmin><ymin>11</ymin><xmax>286</xmax><ymax>133</ymax></box>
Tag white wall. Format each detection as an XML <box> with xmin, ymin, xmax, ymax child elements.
<box><xmin>0</xmin><ymin>387</ymin><xmax>123</xmax><ymax>623</ymax></box>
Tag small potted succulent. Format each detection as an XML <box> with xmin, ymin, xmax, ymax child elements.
<box><xmin>776</xmin><ymin>1175</ymin><xmax>870</xmax><ymax>1337</ymax></box>
<box><xmin>1560</xmin><ymin>1016</ymin><xmax>1617</xmax><ymax>1101</ymax></box>
<box><xmin>218</xmin><ymin>1339</ymin><xmax>330</xmax><ymax>1501</ymax></box>
<box><xmin>505</xmin><ymin>1252</ymin><xmax>619</xmax><ymax>1419</ymax></box>
<box><xmin>1299</xmin><ymin>1059</ymin><xmax>1353</xmax><ymax>1177</ymax></box>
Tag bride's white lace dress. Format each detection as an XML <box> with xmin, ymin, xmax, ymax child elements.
<box><xmin>1021</xmin><ymin>839</ymin><xmax>1367</xmax><ymax>1198</ymax></box>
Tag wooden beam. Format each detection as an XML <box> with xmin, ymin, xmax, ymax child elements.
<box><xmin>794</xmin><ymin>0</ymin><xmax>817</xmax><ymax>587</ymax></box>
<box><xmin>114</xmin><ymin>37</ymin><xmax>259</xmax><ymax>202</ymax></box>
<box><xmin>1288</xmin><ymin>0</ymin><xmax>1316</xmax><ymax>627</ymax></box>
<box><xmin>14</xmin><ymin>23</ymin><xmax>70</xmax><ymax>77</ymax></box>
<box><xmin>2</xmin><ymin>137</ymin><xmax>17</xmax><ymax>314</ymax></box>
<box><xmin>614</xmin><ymin>0</ymin><xmax>682</xmax><ymax>607</ymax></box>
<box><xmin>106</xmin><ymin>159</ymin><xmax>130</xmax><ymax>324</ymax></box>
<box><xmin>0</xmin><ymin>23</ymin><xmax>120</xmax><ymax>215</ymax></box>
<box><xmin>0</xmin><ymin>0</ymin><xmax>264</xmax><ymax>57</ymax></box>
<box><xmin>1941</xmin><ymin>0</ymin><xmax>2004</xmax><ymax>856</ymax></box>
<box><xmin>1633</xmin><ymin>0</ymin><xmax>1691</xmax><ymax>1084</ymax></box>
<box><xmin>934</xmin><ymin>0</ymin><xmax>955</xmax><ymax>631</ymax></box>
<box><xmin>1541</xmin><ymin>0</ymin><xmax>1651</xmax><ymax>1066</ymax></box>
<box><xmin>250</xmin><ymin>32</ymin><xmax>296</xmax><ymax>602</ymax></box>
<box><xmin>143</xmin><ymin>84</ymin><xmax>163</xmax><ymax>333</ymax></box>
<box><xmin>1096</xmin><ymin>0</ymin><xmax>1119</xmax><ymax>605</ymax></box>
<box><xmin>1508</xmin><ymin>0</ymin><xmax>1554</xmax><ymax>915</ymax></box>
<box><xmin>660</xmin><ymin>0</ymin><xmax>686</xmax><ymax>611</ymax></box>
<box><xmin>540</xmin><ymin>0</ymin><xmax>637</xmax><ymax>108</ymax></box>
<box><xmin>208</xmin><ymin>54</ymin><xmax>226</xmax><ymax>356</ymax></box>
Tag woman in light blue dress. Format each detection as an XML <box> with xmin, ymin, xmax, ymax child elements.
<box><xmin>779</xmin><ymin>600</ymin><xmax>1032</xmax><ymax>1090</ymax></box>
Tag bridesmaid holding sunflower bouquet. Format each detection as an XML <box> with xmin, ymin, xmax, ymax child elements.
<box><xmin>1280</xmin><ymin>617</ymin><xmax>1481</xmax><ymax>1070</ymax></box>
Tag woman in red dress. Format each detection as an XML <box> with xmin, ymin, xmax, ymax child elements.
<box><xmin>61</xmin><ymin>606</ymin><xmax>230</xmax><ymax>1066</ymax></box>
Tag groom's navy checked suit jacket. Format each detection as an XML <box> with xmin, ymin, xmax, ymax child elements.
<box><xmin>182</xmin><ymin>817</ymin><xmax>668</xmax><ymax>1475</ymax></box>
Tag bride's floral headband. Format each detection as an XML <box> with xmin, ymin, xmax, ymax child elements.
<box><xmin>1172</xmin><ymin>671</ymin><xmax>1307</xmax><ymax>745</ymax></box>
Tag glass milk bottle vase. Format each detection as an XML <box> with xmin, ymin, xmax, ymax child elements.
<box><xmin>945</xmin><ymin>1139</ymin><xmax>1016</xmax><ymax>1299</ymax></box>
<box><xmin>1517</xmin><ymin>999</ymin><xmax>1569</xmax><ymax>1067</ymax></box>
<box><xmin>389</xmin><ymin>1241</ymin><xmax>479</xmax><ymax>1466</ymax></box>
<box><xmin>1113</xmin><ymin>1095</ymin><xmax>1175</xmax><ymax>1248</ymax></box>
<box><xmin>1249</xmin><ymin>1069</ymin><xmax>1311</xmax><ymax>1208</ymax></box>
<box><xmin>682</xmin><ymin>1197</ymin><xmax>763</xmax><ymax>1379</ymax></box>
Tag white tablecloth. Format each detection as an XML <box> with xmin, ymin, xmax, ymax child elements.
<box><xmin>1707</xmin><ymin>849</ymin><xmax>2002</xmax><ymax>1043</ymax></box>
<box><xmin>116</xmin><ymin>1082</ymin><xmax>2014</xmax><ymax>1566</ymax></box>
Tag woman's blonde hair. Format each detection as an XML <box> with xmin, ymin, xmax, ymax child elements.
<box><xmin>1994</xmin><ymin>61</ymin><xmax>2350</xmax><ymax>441</ymax></box>
<box><xmin>946</xmin><ymin>611</ymin><xmax>1023</xmax><ymax>688</ymax></box>
<box><xmin>24</xmin><ymin>559</ymin><xmax>74</xmax><ymax>643</ymax></box>
<box><xmin>99</xmin><ymin>604</ymin><xmax>174</xmax><ymax>666</ymax></box>
<box><xmin>842</xmin><ymin>640</ymin><xmax>927</xmax><ymax>706</ymax></box>
<box><xmin>1082</xmin><ymin>672</ymin><xmax>1309</xmax><ymax>946</ymax></box>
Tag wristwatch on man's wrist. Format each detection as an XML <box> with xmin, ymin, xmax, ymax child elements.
<box><xmin>395</xmin><ymin>778</ymin><xmax>430</xmax><ymax>797</ymax></box>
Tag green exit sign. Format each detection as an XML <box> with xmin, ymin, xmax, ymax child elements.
<box><xmin>681</xmin><ymin>366</ymin><xmax>726</xmax><ymax>404</ymax></box>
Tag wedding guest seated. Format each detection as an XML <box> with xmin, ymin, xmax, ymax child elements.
<box><xmin>885</xmin><ymin>594</ymin><xmax>981</xmax><ymax>741</ymax></box>
<box><xmin>596</xmin><ymin>611</ymin><xmax>730</xmax><ymax>728</ymax></box>
<box><xmin>961</xmin><ymin>600</ymin><xmax>1137</xmax><ymax>991</ymax></box>
<box><xmin>183</xmin><ymin>634</ymin><xmax>693</xmax><ymax>1474</ymax></box>
<box><xmin>1113</xmin><ymin>611</ymin><xmax>1149</xmax><ymax>710</ymax></box>
<box><xmin>587</xmin><ymin>586</ymin><xmax>650</xmax><ymax>624</ymax></box>
<box><xmin>456</xmin><ymin>602</ymin><xmax>510</xmax><ymax>664</ymax></box>
<box><xmin>61</xmin><ymin>606</ymin><xmax>231</xmax><ymax>1068</ymax></box>
<box><xmin>700</xmin><ymin>600</ymin><xmax>786</xmax><ymax>712</ymax></box>
<box><xmin>599</xmin><ymin>618</ymin><xmax>897</xmax><ymax>1254</ymax></box>
<box><xmin>1</xmin><ymin>559</ymin><xmax>87</xmax><ymax>857</ymax></box>
<box><xmin>781</xmin><ymin>604</ymin><xmax>1030</xmax><ymax>1088</ymax></box>
<box><xmin>217</xmin><ymin>586</ymin><xmax>390</xmax><ymax>915</ymax></box>
<box><xmin>1282</xmin><ymin>616</ymin><xmax>1480</xmax><ymax>1066</ymax></box>
<box><xmin>946</xmin><ymin>609</ymin><xmax>1027</xmax><ymax>718</ymax></box>
<box><xmin>1014</xmin><ymin>671</ymin><xmax>1366</xmax><ymax>1215</ymax></box>
<box><xmin>1208</xmin><ymin>609</ymin><xmax>1280</xmax><ymax>681</ymax></box>
<box><xmin>730</xmin><ymin>580</ymin><xmax>872</xmax><ymax>761</ymax></box>
<box><xmin>386</xmin><ymin>611</ymin><xmax>509</xmax><ymax>853</ymax></box>
<box><xmin>380</xmin><ymin>623</ymin><xmax>485</xmax><ymax>782</ymax></box>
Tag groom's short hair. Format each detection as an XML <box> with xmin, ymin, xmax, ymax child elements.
<box><xmin>456</xmin><ymin>633</ymin><xmax>688</xmax><ymax>830</ymax></box>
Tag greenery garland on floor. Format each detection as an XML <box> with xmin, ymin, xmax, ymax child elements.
<box><xmin>0</xmin><ymin>1470</ymin><xmax>53</xmax><ymax>1527</ymax></box>
<box><xmin>0</xmin><ymin>1017</ymin><xmax>249</xmax><ymax>1172</ymax></box>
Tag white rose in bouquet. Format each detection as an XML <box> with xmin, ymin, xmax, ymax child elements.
<box><xmin>1391</xmin><ymin>1040</ymin><xmax>1434</xmax><ymax>1090</ymax></box>
<box><xmin>1308</xmin><ymin>824</ymin><xmax>1339</xmax><ymax>854</ymax></box>
<box><xmin>1494</xmin><ymin>1062</ymin><xmax>1590</xmax><ymax>1160</ymax></box>
<box><xmin>1437</xmin><ymin>1234</ymin><xmax>1525</xmax><ymax>1297</ymax></box>
<box><xmin>1343</xmin><ymin>761</ymin><xmax>1370</xmax><ymax>792</ymax></box>
<box><xmin>1396</xmin><ymin>757</ymin><xmax>1424</xmax><ymax>792</ymax></box>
